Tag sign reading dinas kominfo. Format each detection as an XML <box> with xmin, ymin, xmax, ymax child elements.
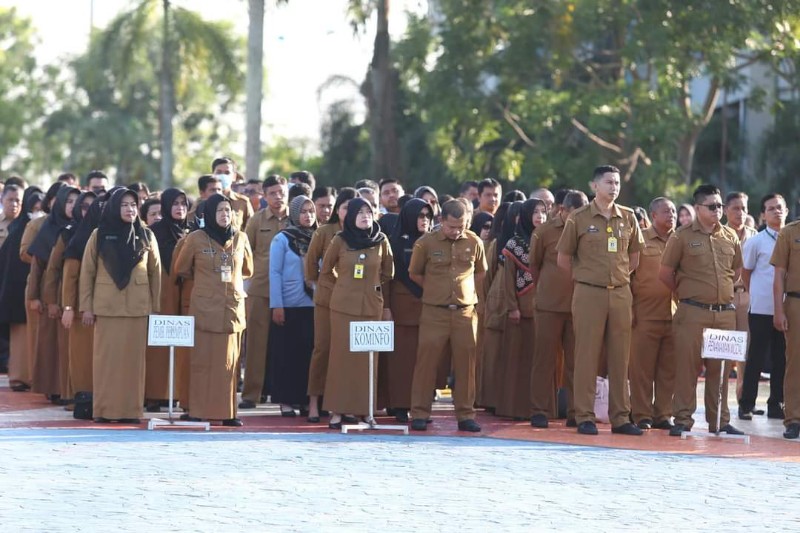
<box><xmin>350</xmin><ymin>321</ymin><xmax>394</xmax><ymax>352</ymax></box>
<box><xmin>701</xmin><ymin>328</ymin><xmax>747</xmax><ymax>362</ymax></box>
<box><xmin>148</xmin><ymin>315</ymin><xmax>195</xmax><ymax>347</ymax></box>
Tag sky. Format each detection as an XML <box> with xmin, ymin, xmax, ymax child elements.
<box><xmin>8</xmin><ymin>0</ymin><xmax>427</xmax><ymax>148</ymax></box>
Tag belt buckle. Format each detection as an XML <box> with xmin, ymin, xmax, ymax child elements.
<box><xmin>606</xmin><ymin>285</ymin><xmax>614</xmax><ymax>290</ymax></box>
<box><xmin>447</xmin><ymin>304</ymin><xmax>458</xmax><ymax>310</ymax></box>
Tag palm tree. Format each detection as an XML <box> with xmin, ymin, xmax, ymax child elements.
<box><xmin>99</xmin><ymin>0</ymin><xmax>243</xmax><ymax>187</ymax></box>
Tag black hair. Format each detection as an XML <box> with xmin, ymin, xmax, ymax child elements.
<box><xmin>693</xmin><ymin>184</ymin><xmax>721</xmax><ymax>205</ymax></box>
<box><xmin>478</xmin><ymin>178</ymin><xmax>501</xmax><ymax>195</ymax></box>
<box><xmin>312</xmin><ymin>186</ymin><xmax>336</xmax><ymax>201</ymax></box>
<box><xmin>503</xmin><ymin>190</ymin><xmax>526</xmax><ymax>202</ymax></box>
<box><xmin>290</xmin><ymin>170</ymin><xmax>316</xmax><ymax>190</ymax></box>
<box><xmin>4</xmin><ymin>176</ymin><xmax>25</xmax><ymax>188</ymax></box>
<box><xmin>289</xmin><ymin>182</ymin><xmax>312</xmax><ymax>201</ymax></box>
<box><xmin>563</xmin><ymin>190</ymin><xmax>588</xmax><ymax>211</ymax></box>
<box><xmin>592</xmin><ymin>165</ymin><xmax>620</xmax><ymax>181</ymax></box>
<box><xmin>725</xmin><ymin>191</ymin><xmax>748</xmax><ymax>206</ymax></box>
<box><xmin>760</xmin><ymin>193</ymin><xmax>785</xmax><ymax>213</ymax></box>
<box><xmin>198</xmin><ymin>174</ymin><xmax>220</xmax><ymax>193</ymax></box>
<box><xmin>211</xmin><ymin>157</ymin><xmax>235</xmax><ymax>172</ymax></box>
<box><xmin>328</xmin><ymin>187</ymin><xmax>360</xmax><ymax>225</ymax></box>
<box><xmin>354</xmin><ymin>179</ymin><xmax>379</xmax><ymax>192</ymax></box>
<box><xmin>459</xmin><ymin>181</ymin><xmax>479</xmax><ymax>194</ymax></box>
<box><xmin>86</xmin><ymin>170</ymin><xmax>108</xmax><ymax>182</ymax></box>
<box><xmin>379</xmin><ymin>178</ymin><xmax>401</xmax><ymax>192</ymax></box>
<box><xmin>263</xmin><ymin>174</ymin><xmax>287</xmax><ymax>189</ymax></box>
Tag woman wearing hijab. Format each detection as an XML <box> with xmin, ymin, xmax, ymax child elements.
<box><xmin>469</xmin><ymin>212</ymin><xmax>494</xmax><ymax>246</ymax></box>
<box><xmin>174</xmin><ymin>194</ymin><xmax>253</xmax><ymax>426</ymax></box>
<box><xmin>43</xmin><ymin>190</ymin><xmax>95</xmax><ymax>403</ymax></box>
<box><xmin>304</xmin><ymin>187</ymin><xmax>360</xmax><ymax>423</ymax></box>
<box><xmin>496</xmin><ymin>198</ymin><xmax>547</xmax><ymax>419</ymax></box>
<box><xmin>79</xmin><ymin>188</ymin><xmax>161</xmax><ymax>424</ymax></box>
<box><xmin>379</xmin><ymin>198</ymin><xmax>432</xmax><ymax>422</ymax></box>
<box><xmin>320</xmin><ymin>198</ymin><xmax>394</xmax><ymax>429</ymax></box>
<box><xmin>0</xmin><ymin>186</ymin><xmax>45</xmax><ymax>391</ymax></box>
<box><xmin>268</xmin><ymin>195</ymin><xmax>317</xmax><ymax>417</ymax></box>
<box><xmin>60</xmin><ymin>194</ymin><xmax>104</xmax><ymax>397</ymax></box>
<box><xmin>27</xmin><ymin>184</ymin><xmax>79</xmax><ymax>402</ymax></box>
<box><xmin>414</xmin><ymin>186</ymin><xmax>441</xmax><ymax>224</ymax></box>
<box><xmin>144</xmin><ymin>188</ymin><xmax>190</xmax><ymax>412</ymax></box>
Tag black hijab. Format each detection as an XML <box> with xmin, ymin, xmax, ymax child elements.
<box><xmin>497</xmin><ymin>201</ymin><xmax>523</xmax><ymax>262</ymax></box>
<box><xmin>340</xmin><ymin>197</ymin><xmax>385</xmax><ymax>251</ymax></box>
<box><xmin>27</xmin><ymin>184</ymin><xmax>79</xmax><ymax>262</ymax></box>
<box><xmin>202</xmin><ymin>193</ymin><xmax>235</xmax><ymax>247</ymax></box>
<box><xmin>149</xmin><ymin>188</ymin><xmax>189</xmax><ymax>273</ymax></box>
<box><xmin>514</xmin><ymin>198</ymin><xmax>542</xmax><ymax>244</ymax></box>
<box><xmin>98</xmin><ymin>189</ymin><xmax>150</xmax><ymax>290</ymax></box>
<box><xmin>64</xmin><ymin>193</ymin><xmax>106</xmax><ymax>261</ymax></box>
<box><xmin>0</xmin><ymin>187</ymin><xmax>45</xmax><ymax>324</ymax></box>
<box><xmin>389</xmin><ymin>198</ymin><xmax>431</xmax><ymax>298</ymax></box>
<box><xmin>469</xmin><ymin>211</ymin><xmax>494</xmax><ymax>237</ymax></box>
<box><xmin>61</xmin><ymin>191</ymin><xmax>97</xmax><ymax>246</ymax></box>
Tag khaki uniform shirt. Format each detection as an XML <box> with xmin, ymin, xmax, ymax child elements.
<box><xmin>727</xmin><ymin>224</ymin><xmax>757</xmax><ymax>290</ymax></box>
<box><xmin>631</xmin><ymin>226</ymin><xmax>676</xmax><ymax>320</ymax></box>
<box><xmin>320</xmin><ymin>235</ymin><xmax>394</xmax><ymax>317</ymax></box>
<box><xmin>661</xmin><ymin>220</ymin><xmax>742</xmax><ymax>305</ymax></box>
<box><xmin>79</xmin><ymin>228</ymin><xmax>162</xmax><ymax>317</ymax></box>
<box><xmin>408</xmin><ymin>228</ymin><xmax>487</xmax><ymax>307</ymax></box>
<box><xmin>174</xmin><ymin>230</ymin><xmax>253</xmax><ymax>333</ymax></box>
<box><xmin>304</xmin><ymin>223</ymin><xmax>339</xmax><ymax>307</ymax></box>
<box><xmin>530</xmin><ymin>215</ymin><xmax>573</xmax><ymax>313</ymax></box>
<box><xmin>244</xmin><ymin>207</ymin><xmax>289</xmax><ymax>299</ymax></box>
<box><xmin>770</xmin><ymin>220</ymin><xmax>800</xmax><ymax>293</ymax></box>
<box><xmin>556</xmin><ymin>200</ymin><xmax>644</xmax><ymax>287</ymax></box>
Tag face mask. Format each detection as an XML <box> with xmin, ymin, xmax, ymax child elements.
<box><xmin>197</xmin><ymin>216</ymin><xmax>205</xmax><ymax>229</ymax></box>
<box><xmin>29</xmin><ymin>211</ymin><xmax>45</xmax><ymax>220</ymax></box>
<box><xmin>214</xmin><ymin>173</ymin><xmax>233</xmax><ymax>190</ymax></box>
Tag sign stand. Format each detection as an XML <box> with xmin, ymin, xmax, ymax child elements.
<box><xmin>681</xmin><ymin>328</ymin><xmax>749</xmax><ymax>444</ymax></box>
<box><xmin>342</xmin><ymin>321</ymin><xmax>408</xmax><ymax>435</ymax></box>
<box><xmin>146</xmin><ymin>315</ymin><xmax>209</xmax><ymax>431</ymax></box>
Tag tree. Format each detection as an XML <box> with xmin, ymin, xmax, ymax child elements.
<box><xmin>245</xmin><ymin>0</ymin><xmax>266</xmax><ymax>181</ymax></box>
<box><xmin>98</xmin><ymin>0</ymin><xmax>244</xmax><ymax>187</ymax></box>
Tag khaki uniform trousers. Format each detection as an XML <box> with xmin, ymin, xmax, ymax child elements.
<box><xmin>530</xmin><ymin>310</ymin><xmax>574</xmax><ymax>419</ymax></box>
<box><xmin>784</xmin><ymin>297</ymin><xmax>800</xmax><ymax>427</ymax></box>
<box><xmin>306</xmin><ymin>304</ymin><xmax>331</xmax><ymax>397</ymax></box>
<box><xmin>242</xmin><ymin>295</ymin><xmax>270</xmax><ymax>403</ymax></box>
<box><xmin>629</xmin><ymin>319</ymin><xmax>675</xmax><ymax>424</ymax></box>
<box><xmin>733</xmin><ymin>290</ymin><xmax>750</xmax><ymax>399</ymax></box>
<box><xmin>671</xmin><ymin>303</ymin><xmax>735</xmax><ymax>431</ymax></box>
<box><xmin>572</xmin><ymin>283</ymin><xmax>633</xmax><ymax>427</ymax></box>
<box><xmin>410</xmin><ymin>305</ymin><xmax>477</xmax><ymax>421</ymax></box>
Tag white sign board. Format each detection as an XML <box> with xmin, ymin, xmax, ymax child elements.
<box><xmin>350</xmin><ymin>321</ymin><xmax>394</xmax><ymax>352</ymax></box>
<box><xmin>148</xmin><ymin>315</ymin><xmax>195</xmax><ymax>347</ymax></box>
<box><xmin>702</xmin><ymin>328</ymin><xmax>747</xmax><ymax>362</ymax></box>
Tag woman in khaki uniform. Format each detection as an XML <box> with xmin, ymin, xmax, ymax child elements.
<box><xmin>496</xmin><ymin>198</ymin><xmax>547</xmax><ymax>419</ymax></box>
<box><xmin>43</xmin><ymin>191</ymin><xmax>96</xmax><ymax>402</ymax></box>
<box><xmin>0</xmin><ymin>186</ymin><xmax>44</xmax><ymax>391</ymax></box>
<box><xmin>174</xmin><ymin>194</ymin><xmax>253</xmax><ymax>426</ymax></box>
<box><xmin>27</xmin><ymin>184</ymin><xmax>79</xmax><ymax>402</ymax></box>
<box><xmin>60</xmin><ymin>195</ymin><xmax>104</xmax><ymax>395</ymax></box>
<box><xmin>80</xmin><ymin>188</ymin><xmax>161</xmax><ymax>424</ymax></box>
<box><xmin>304</xmin><ymin>187</ymin><xmax>359</xmax><ymax>422</ymax></box>
<box><xmin>379</xmin><ymin>198</ymin><xmax>432</xmax><ymax>422</ymax></box>
<box><xmin>321</xmin><ymin>198</ymin><xmax>394</xmax><ymax>428</ymax></box>
<box><xmin>144</xmin><ymin>188</ymin><xmax>189</xmax><ymax>411</ymax></box>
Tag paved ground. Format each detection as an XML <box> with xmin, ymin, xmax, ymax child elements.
<box><xmin>2</xmin><ymin>375</ymin><xmax>798</xmax><ymax>531</ymax></box>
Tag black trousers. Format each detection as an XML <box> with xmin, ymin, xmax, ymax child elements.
<box><xmin>739</xmin><ymin>313</ymin><xmax>785</xmax><ymax>411</ymax></box>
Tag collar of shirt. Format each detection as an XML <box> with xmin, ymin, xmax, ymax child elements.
<box><xmin>643</xmin><ymin>225</ymin><xmax>672</xmax><ymax>242</ymax></box>
<box><xmin>434</xmin><ymin>228</ymin><xmax>466</xmax><ymax>242</ymax></box>
<box><xmin>589</xmin><ymin>199</ymin><xmax>623</xmax><ymax>220</ymax></box>
<box><xmin>691</xmin><ymin>218</ymin><xmax>724</xmax><ymax>236</ymax></box>
<box><xmin>765</xmin><ymin>227</ymin><xmax>779</xmax><ymax>241</ymax></box>
<box><xmin>265</xmin><ymin>207</ymin><xmax>288</xmax><ymax>221</ymax></box>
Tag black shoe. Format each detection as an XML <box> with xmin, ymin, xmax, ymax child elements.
<box><xmin>457</xmin><ymin>419</ymin><xmax>481</xmax><ymax>432</ymax></box>
<box><xmin>222</xmin><ymin>418</ymin><xmax>243</xmax><ymax>427</ymax></box>
<box><xmin>299</xmin><ymin>408</ymin><xmax>309</xmax><ymax>417</ymax></box>
<box><xmin>768</xmin><ymin>406</ymin><xmax>785</xmax><ymax>419</ymax></box>
<box><xmin>411</xmin><ymin>418</ymin><xmax>428</xmax><ymax>431</ymax></box>
<box><xmin>612</xmin><ymin>422</ymin><xmax>643</xmax><ymax>435</ymax></box>
<box><xmin>652</xmin><ymin>420</ymin><xmax>674</xmax><ymax>430</ymax></box>
<box><xmin>238</xmin><ymin>400</ymin><xmax>257</xmax><ymax>409</ymax></box>
<box><xmin>530</xmin><ymin>414</ymin><xmax>548</xmax><ymax>428</ymax></box>
<box><xmin>118</xmin><ymin>418</ymin><xmax>141</xmax><ymax>424</ymax></box>
<box><xmin>783</xmin><ymin>423</ymin><xmax>800</xmax><ymax>439</ymax></box>
<box><xmin>320</xmin><ymin>410</ymin><xmax>330</xmax><ymax>417</ymax></box>
<box><xmin>714</xmin><ymin>424</ymin><xmax>745</xmax><ymax>435</ymax></box>
<box><xmin>565</xmin><ymin>418</ymin><xmax>577</xmax><ymax>428</ymax></box>
<box><xmin>184</xmin><ymin>416</ymin><xmax>203</xmax><ymax>422</ymax></box>
<box><xmin>145</xmin><ymin>402</ymin><xmax>161</xmax><ymax>413</ymax></box>
<box><xmin>636</xmin><ymin>419</ymin><xmax>653</xmax><ymax>430</ymax></box>
<box><xmin>394</xmin><ymin>410</ymin><xmax>409</xmax><ymax>423</ymax></box>
<box><xmin>669</xmin><ymin>423</ymin><xmax>688</xmax><ymax>437</ymax></box>
<box><xmin>752</xmin><ymin>408</ymin><xmax>765</xmax><ymax>415</ymax></box>
<box><xmin>93</xmin><ymin>417</ymin><xmax>111</xmax><ymax>424</ymax></box>
<box><xmin>10</xmin><ymin>383</ymin><xmax>30</xmax><ymax>392</ymax></box>
<box><xmin>179</xmin><ymin>413</ymin><xmax>191</xmax><ymax>421</ymax></box>
<box><xmin>280</xmin><ymin>409</ymin><xmax>297</xmax><ymax>417</ymax></box>
<box><xmin>328</xmin><ymin>421</ymin><xmax>342</xmax><ymax>430</ymax></box>
<box><xmin>577</xmin><ymin>421</ymin><xmax>598</xmax><ymax>435</ymax></box>
<box><xmin>737</xmin><ymin>408</ymin><xmax>753</xmax><ymax>421</ymax></box>
<box><xmin>341</xmin><ymin>415</ymin><xmax>359</xmax><ymax>424</ymax></box>
<box><xmin>306</xmin><ymin>416</ymin><xmax>320</xmax><ymax>424</ymax></box>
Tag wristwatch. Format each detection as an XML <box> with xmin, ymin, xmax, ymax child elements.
<box><xmin>64</xmin><ymin>306</ymin><xmax>73</xmax><ymax>311</ymax></box>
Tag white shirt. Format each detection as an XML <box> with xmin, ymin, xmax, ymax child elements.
<box><xmin>743</xmin><ymin>228</ymin><xmax>779</xmax><ymax>315</ymax></box>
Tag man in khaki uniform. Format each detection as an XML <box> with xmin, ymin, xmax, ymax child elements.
<box><xmin>557</xmin><ymin>165</ymin><xmax>644</xmax><ymax>436</ymax></box>
<box><xmin>660</xmin><ymin>184</ymin><xmax>745</xmax><ymax>436</ymax></box>
<box><xmin>408</xmin><ymin>200</ymin><xmax>487</xmax><ymax>432</ymax></box>
<box><xmin>629</xmin><ymin>197</ymin><xmax>677</xmax><ymax>430</ymax></box>
<box><xmin>240</xmin><ymin>174</ymin><xmax>289</xmax><ymax>408</ymax></box>
<box><xmin>770</xmin><ymin>217</ymin><xmax>800</xmax><ymax>439</ymax></box>
<box><xmin>529</xmin><ymin>190</ymin><xmax>587</xmax><ymax>428</ymax></box>
<box><xmin>0</xmin><ymin>184</ymin><xmax>22</xmax><ymax>249</ymax></box>
<box><xmin>724</xmin><ymin>192</ymin><xmax>757</xmax><ymax>404</ymax></box>
<box><xmin>211</xmin><ymin>157</ymin><xmax>254</xmax><ymax>231</ymax></box>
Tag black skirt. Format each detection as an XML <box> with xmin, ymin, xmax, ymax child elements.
<box><xmin>267</xmin><ymin>307</ymin><xmax>315</xmax><ymax>405</ymax></box>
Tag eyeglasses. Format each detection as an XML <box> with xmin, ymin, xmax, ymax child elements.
<box><xmin>700</xmin><ymin>203</ymin><xmax>723</xmax><ymax>211</ymax></box>
<box><xmin>482</xmin><ymin>223</ymin><xmax>492</xmax><ymax>230</ymax></box>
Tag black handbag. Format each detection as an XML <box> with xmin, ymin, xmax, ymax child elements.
<box><xmin>73</xmin><ymin>391</ymin><xmax>93</xmax><ymax>420</ymax></box>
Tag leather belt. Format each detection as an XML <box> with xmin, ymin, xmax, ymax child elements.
<box><xmin>786</xmin><ymin>292</ymin><xmax>800</xmax><ymax>299</ymax></box>
<box><xmin>577</xmin><ymin>281</ymin><xmax>628</xmax><ymax>290</ymax></box>
<box><xmin>680</xmin><ymin>299</ymin><xmax>735</xmax><ymax>312</ymax></box>
<box><xmin>434</xmin><ymin>304</ymin><xmax>472</xmax><ymax>310</ymax></box>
